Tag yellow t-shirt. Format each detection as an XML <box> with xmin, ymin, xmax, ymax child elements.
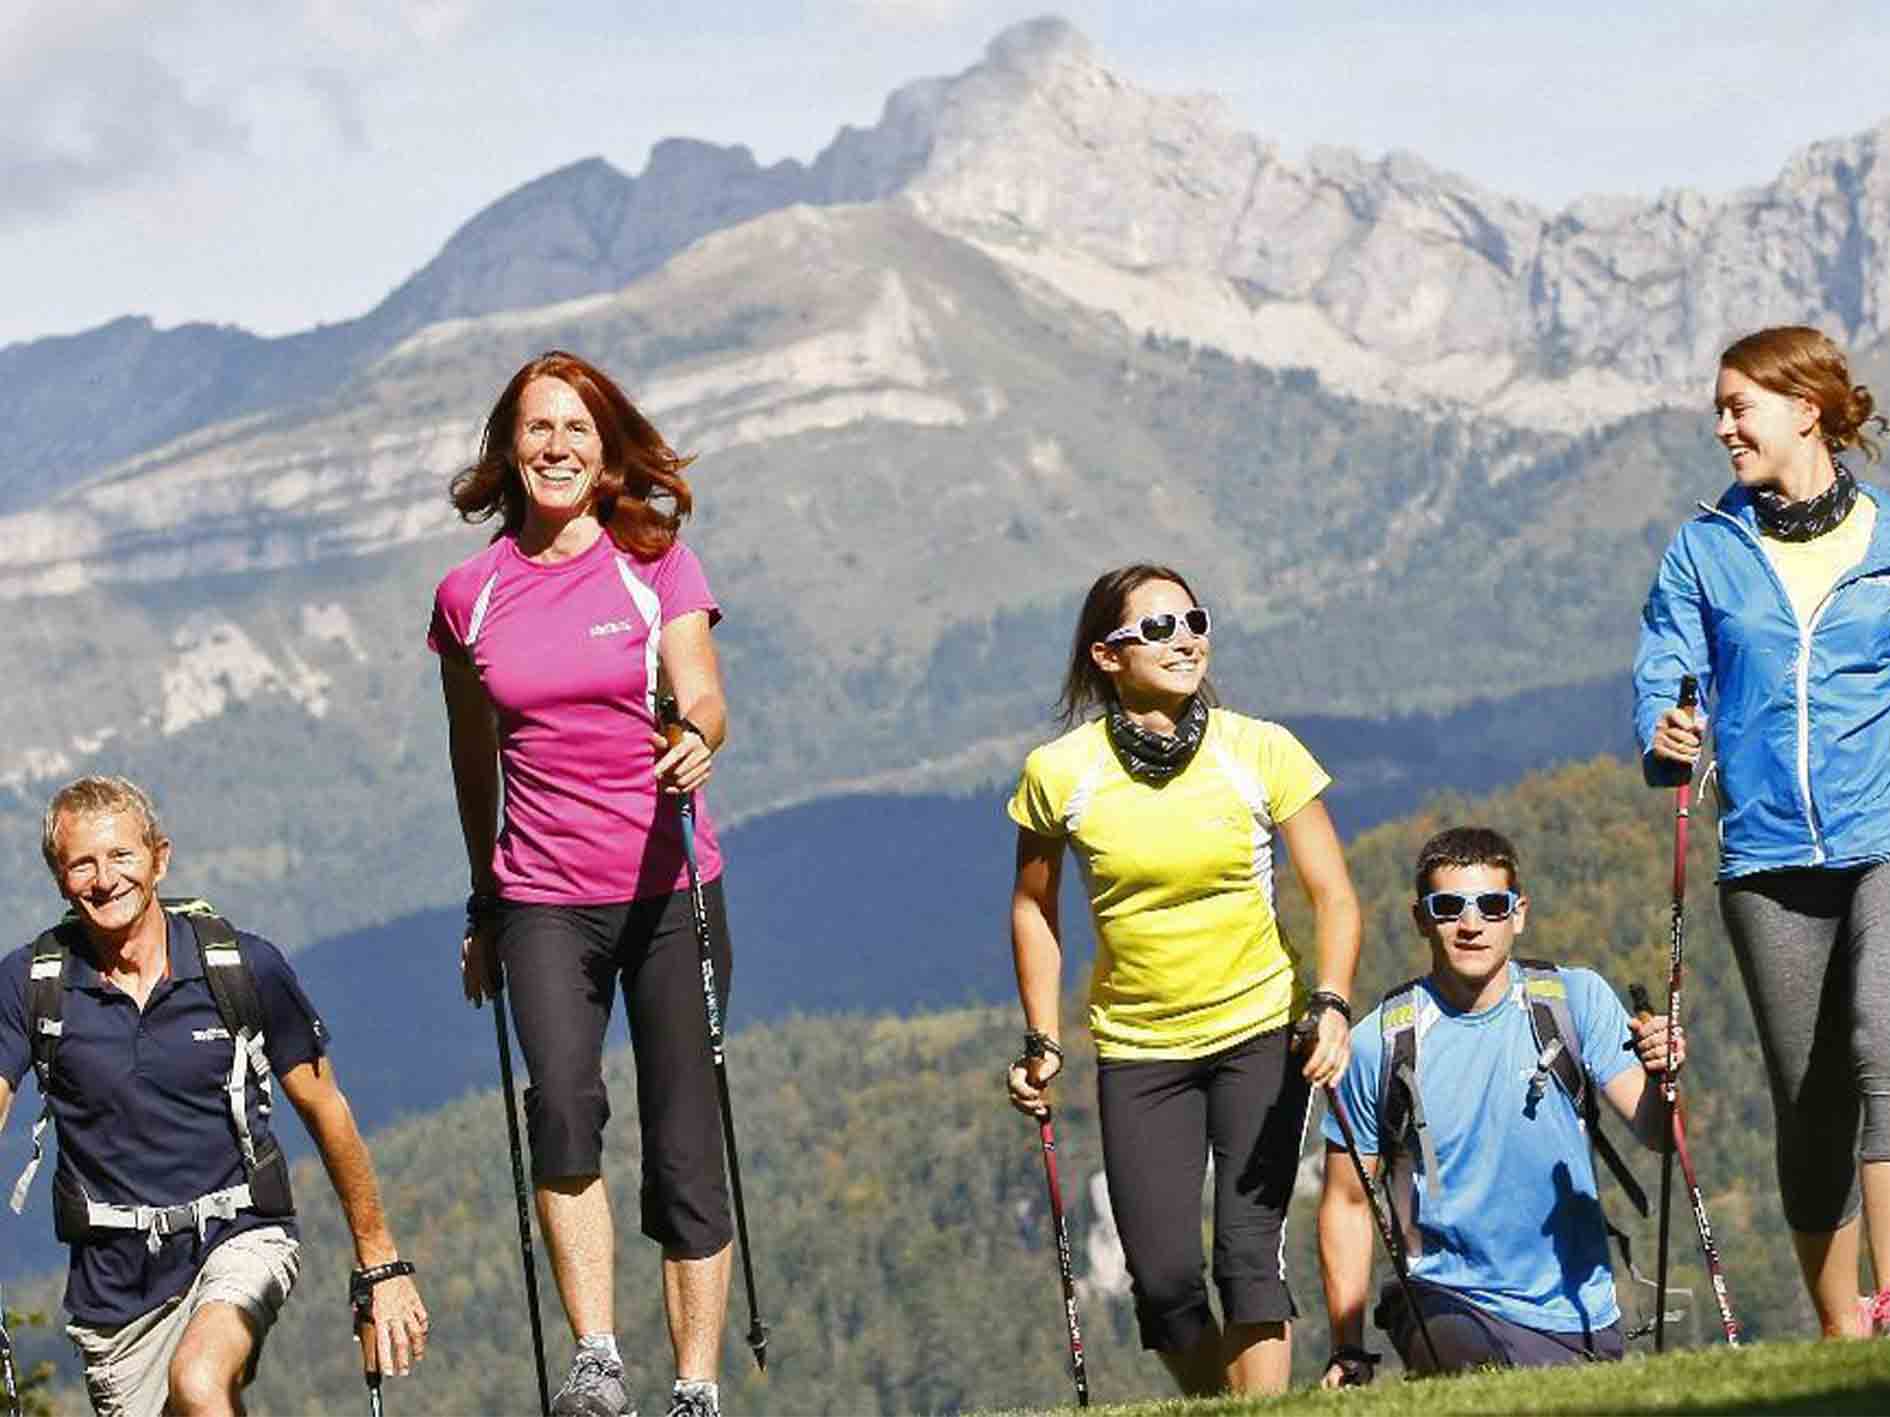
<box><xmin>1761</xmin><ymin>495</ymin><xmax>1876</xmax><ymax>626</ymax></box>
<box><xmin>1008</xmin><ymin>708</ymin><xmax>1332</xmax><ymax>1060</ymax></box>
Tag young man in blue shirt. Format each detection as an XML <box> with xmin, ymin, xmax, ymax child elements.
<box><xmin>1316</xmin><ymin>826</ymin><xmax>1682</xmax><ymax>1384</ymax></box>
<box><xmin>0</xmin><ymin>776</ymin><xmax>428</xmax><ymax>1416</ymax></box>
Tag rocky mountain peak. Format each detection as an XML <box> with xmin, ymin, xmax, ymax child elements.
<box><xmin>982</xmin><ymin>14</ymin><xmax>1096</xmax><ymax>76</ymax></box>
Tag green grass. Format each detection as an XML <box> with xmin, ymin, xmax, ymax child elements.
<box><xmin>979</xmin><ymin>1341</ymin><xmax>1890</xmax><ymax>1417</ymax></box>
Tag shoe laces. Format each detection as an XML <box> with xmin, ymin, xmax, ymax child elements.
<box><xmin>1864</xmin><ymin>1287</ymin><xmax>1890</xmax><ymax>1334</ymax></box>
<box><xmin>562</xmin><ymin>1349</ymin><xmax>622</xmax><ymax>1391</ymax></box>
<box><xmin>664</xmin><ymin>1390</ymin><xmax>717</xmax><ymax>1417</ymax></box>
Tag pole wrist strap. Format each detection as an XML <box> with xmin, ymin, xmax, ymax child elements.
<box><xmin>350</xmin><ymin>1260</ymin><xmax>417</xmax><ymax>1325</ymax></box>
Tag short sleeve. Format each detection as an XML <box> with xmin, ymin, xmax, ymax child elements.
<box><xmin>1321</xmin><ymin>1006</ymin><xmax>1384</xmax><ymax>1155</ymax></box>
<box><xmin>427</xmin><ymin>580</ymin><xmax>469</xmax><ymax>661</ymax></box>
<box><xmin>0</xmin><ymin>944</ymin><xmax>30</xmax><ymax>1091</ymax></box>
<box><xmin>1569</xmin><ymin>968</ymin><xmax>1635</xmax><ymax>1091</ymax></box>
<box><xmin>649</xmin><ymin>542</ymin><xmax>722</xmax><ymax>628</ymax></box>
<box><xmin>1006</xmin><ymin>747</ymin><xmax>1067</xmax><ymax>839</ymax></box>
<box><xmin>240</xmin><ymin>934</ymin><xmax>330</xmax><ymax>1077</ymax></box>
<box><xmin>1258</xmin><ymin>724</ymin><xmax>1332</xmax><ymax>825</ymax></box>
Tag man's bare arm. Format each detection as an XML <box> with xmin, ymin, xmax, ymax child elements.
<box><xmin>280</xmin><ymin>1057</ymin><xmax>428</xmax><ymax>1376</ymax></box>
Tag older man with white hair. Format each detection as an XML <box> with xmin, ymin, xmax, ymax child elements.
<box><xmin>0</xmin><ymin>775</ymin><xmax>427</xmax><ymax>1417</ymax></box>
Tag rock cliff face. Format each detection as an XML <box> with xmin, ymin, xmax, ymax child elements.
<box><xmin>837</xmin><ymin>17</ymin><xmax>1889</xmax><ymax>422</ymax></box>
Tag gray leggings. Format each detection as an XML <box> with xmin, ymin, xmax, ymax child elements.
<box><xmin>1719</xmin><ymin>861</ymin><xmax>1890</xmax><ymax>1232</ymax></box>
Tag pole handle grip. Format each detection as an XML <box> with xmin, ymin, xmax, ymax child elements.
<box><xmin>1629</xmin><ymin>983</ymin><xmax>1655</xmax><ymax>1019</ymax></box>
<box><xmin>656</xmin><ymin>692</ymin><xmax>682</xmax><ymax>745</ymax></box>
<box><xmin>1677</xmin><ymin>674</ymin><xmax>1698</xmax><ymax>711</ymax></box>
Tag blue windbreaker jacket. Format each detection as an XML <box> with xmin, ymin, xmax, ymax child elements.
<box><xmin>1634</xmin><ymin>481</ymin><xmax>1890</xmax><ymax>879</ymax></box>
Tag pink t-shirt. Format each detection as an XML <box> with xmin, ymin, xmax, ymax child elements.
<box><xmin>428</xmin><ymin>532</ymin><xmax>725</xmax><ymax>903</ymax></box>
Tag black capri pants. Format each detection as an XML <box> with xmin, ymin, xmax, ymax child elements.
<box><xmin>1097</xmin><ymin>1024</ymin><xmax>1311</xmax><ymax>1353</ymax></box>
<box><xmin>497</xmin><ymin>881</ymin><xmax>734</xmax><ymax>1258</ymax></box>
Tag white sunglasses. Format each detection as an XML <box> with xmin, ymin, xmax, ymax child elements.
<box><xmin>1104</xmin><ymin>607</ymin><xmax>1212</xmax><ymax>646</ymax></box>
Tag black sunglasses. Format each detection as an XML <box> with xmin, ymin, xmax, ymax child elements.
<box><xmin>1419</xmin><ymin>889</ymin><xmax>1521</xmax><ymax>923</ymax></box>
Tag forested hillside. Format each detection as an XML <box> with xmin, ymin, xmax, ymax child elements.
<box><xmin>6</xmin><ymin>755</ymin><xmax>1821</xmax><ymax>1412</ymax></box>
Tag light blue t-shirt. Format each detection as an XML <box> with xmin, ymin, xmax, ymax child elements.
<box><xmin>1322</xmin><ymin>962</ymin><xmax>1637</xmax><ymax>1335</ymax></box>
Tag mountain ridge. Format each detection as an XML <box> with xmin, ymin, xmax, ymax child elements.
<box><xmin>9</xmin><ymin>14</ymin><xmax>1888</xmax><ymax>493</ymax></box>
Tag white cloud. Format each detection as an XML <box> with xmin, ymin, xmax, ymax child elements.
<box><xmin>0</xmin><ymin>2</ymin><xmax>247</xmax><ymax>224</ymax></box>
<box><xmin>295</xmin><ymin>0</ymin><xmax>480</xmax><ymax>58</ymax></box>
<box><xmin>0</xmin><ymin>0</ymin><xmax>500</xmax><ymax>229</ymax></box>
<box><xmin>838</xmin><ymin>0</ymin><xmax>1005</xmax><ymax>27</ymax></box>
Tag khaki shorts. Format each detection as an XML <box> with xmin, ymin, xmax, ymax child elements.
<box><xmin>66</xmin><ymin>1226</ymin><xmax>300</xmax><ymax>1417</ymax></box>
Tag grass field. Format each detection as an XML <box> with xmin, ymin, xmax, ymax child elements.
<box><xmin>982</xmin><ymin>1341</ymin><xmax>1890</xmax><ymax>1416</ymax></box>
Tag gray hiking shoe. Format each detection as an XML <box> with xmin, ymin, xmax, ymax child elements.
<box><xmin>551</xmin><ymin>1348</ymin><xmax>633</xmax><ymax>1417</ymax></box>
<box><xmin>663</xmin><ymin>1384</ymin><xmax>718</xmax><ymax>1417</ymax></box>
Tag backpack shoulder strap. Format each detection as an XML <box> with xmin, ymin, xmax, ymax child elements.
<box><xmin>1377</xmin><ymin>977</ymin><xmax>1424</xmax><ymax>1150</ymax></box>
<box><xmin>1375</xmin><ymin>975</ymin><xmax>1436</xmax><ymax>1256</ymax></box>
<box><xmin>9</xmin><ymin>925</ymin><xmax>76</xmax><ymax>1215</ymax></box>
<box><xmin>23</xmin><ymin>926</ymin><xmax>70</xmax><ymax>1086</ymax></box>
<box><xmin>176</xmin><ymin>903</ymin><xmax>275</xmax><ymax>1176</ymax></box>
<box><xmin>1517</xmin><ymin>958</ymin><xmax>1587</xmax><ymax>1108</ymax></box>
<box><xmin>1515</xmin><ymin>958</ymin><xmax>1649</xmax><ymax>1219</ymax></box>
<box><xmin>178</xmin><ymin>904</ymin><xmax>268</xmax><ymax>1042</ymax></box>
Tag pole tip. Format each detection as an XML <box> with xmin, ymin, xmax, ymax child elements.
<box><xmin>749</xmin><ymin>1322</ymin><xmax>770</xmax><ymax>1372</ymax></box>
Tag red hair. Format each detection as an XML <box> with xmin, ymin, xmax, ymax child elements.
<box><xmin>450</xmin><ymin>351</ymin><xmax>695</xmax><ymax>556</ymax></box>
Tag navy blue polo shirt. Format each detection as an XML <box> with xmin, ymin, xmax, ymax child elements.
<box><xmin>0</xmin><ymin>911</ymin><xmax>327</xmax><ymax>1326</ymax></box>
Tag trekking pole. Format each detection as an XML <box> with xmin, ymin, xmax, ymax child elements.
<box><xmin>1631</xmin><ymin>984</ymin><xmax>1740</xmax><ymax>1348</ymax></box>
<box><xmin>349</xmin><ymin>1262</ymin><xmax>418</xmax><ymax>1417</ymax></box>
<box><xmin>660</xmin><ymin>705</ymin><xmax>770</xmax><ymax>1373</ymax></box>
<box><xmin>351</xmin><ymin>1285</ymin><xmax>384</xmax><ymax>1417</ymax></box>
<box><xmin>1651</xmin><ymin>673</ymin><xmax>1743</xmax><ymax>1349</ymax></box>
<box><xmin>491</xmin><ymin>966</ymin><xmax>553</xmax><ymax>1415</ymax></box>
<box><xmin>1034</xmin><ymin>1109</ymin><xmax>1090</xmax><ymax>1408</ymax></box>
<box><xmin>1651</xmin><ymin>672</ymin><xmax>1695</xmax><ymax>1352</ymax></box>
<box><xmin>1325</xmin><ymin>1087</ymin><xmax>1443</xmax><ymax>1373</ymax></box>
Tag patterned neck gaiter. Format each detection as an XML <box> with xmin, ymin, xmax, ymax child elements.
<box><xmin>1105</xmin><ymin>694</ymin><xmax>1209</xmax><ymax>783</ymax></box>
<box><xmin>1752</xmin><ymin>463</ymin><xmax>1858</xmax><ymax>543</ymax></box>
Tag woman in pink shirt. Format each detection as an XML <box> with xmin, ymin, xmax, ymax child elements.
<box><xmin>430</xmin><ymin>351</ymin><xmax>735</xmax><ymax>1417</ymax></box>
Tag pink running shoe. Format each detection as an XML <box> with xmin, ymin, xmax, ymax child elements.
<box><xmin>1860</xmin><ymin>1287</ymin><xmax>1890</xmax><ymax>1337</ymax></box>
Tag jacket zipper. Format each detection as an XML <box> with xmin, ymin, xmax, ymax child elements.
<box><xmin>1703</xmin><ymin>504</ymin><xmax>1828</xmax><ymax>860</ymax></box>
<box><xmin>1701</xmin><ymin>495</ymin><xmax>1890</xmax><ymax>864</ymax></box>
<box><xmin>1795</xmin><ymin>602</ymin><xmax>1827</xmax><ymax>864</ymax></box>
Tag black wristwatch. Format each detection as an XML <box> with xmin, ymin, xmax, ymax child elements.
<box><xmin>1306</xmin><ymin>988</ymin><xmax>1353</xmax><ymax>1024</ymax></box>
<box><xmin>1326</xmin><ymin>1343</ymin><xmax>1380</xmax><ymax>1386</ymax></box>
<box><xmin>1293</xmin><ymin>989</ymin><xmax>1352</xmax><ymax>1049</ymax></box>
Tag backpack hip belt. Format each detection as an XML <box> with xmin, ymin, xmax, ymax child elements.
<box><xmin>76</xmin><ymin>1183</ymin><xmax>256</xmax><ymax>1255</ymax></box>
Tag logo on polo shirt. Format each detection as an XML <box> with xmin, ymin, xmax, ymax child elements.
<box><xmin>590</xmin><ymin>619</ymin><xmax>638</xmax><ymax>638</ymax></box>
<box><xmin>193</xmin><ymin>1026</ymin><xmax>232</xmax><ymax>1042</ymax></box>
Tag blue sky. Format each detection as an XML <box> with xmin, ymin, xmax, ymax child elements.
<box><xmin>4</xmin><ymin>0</ymin><xmax>1887</xmax><ymax>348</ymax></box>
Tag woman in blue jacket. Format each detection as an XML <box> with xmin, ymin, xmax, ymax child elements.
<box><xmin>1635</xmin><ymin>325</ymin><xmax>1890</xmax><ymax>1339</ymax></box>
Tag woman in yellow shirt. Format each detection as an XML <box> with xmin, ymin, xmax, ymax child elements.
<box><xmin>1006</xmin><ymin>562</ymin><xmax>1362</xmax><ymax>1396</ymax></box>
